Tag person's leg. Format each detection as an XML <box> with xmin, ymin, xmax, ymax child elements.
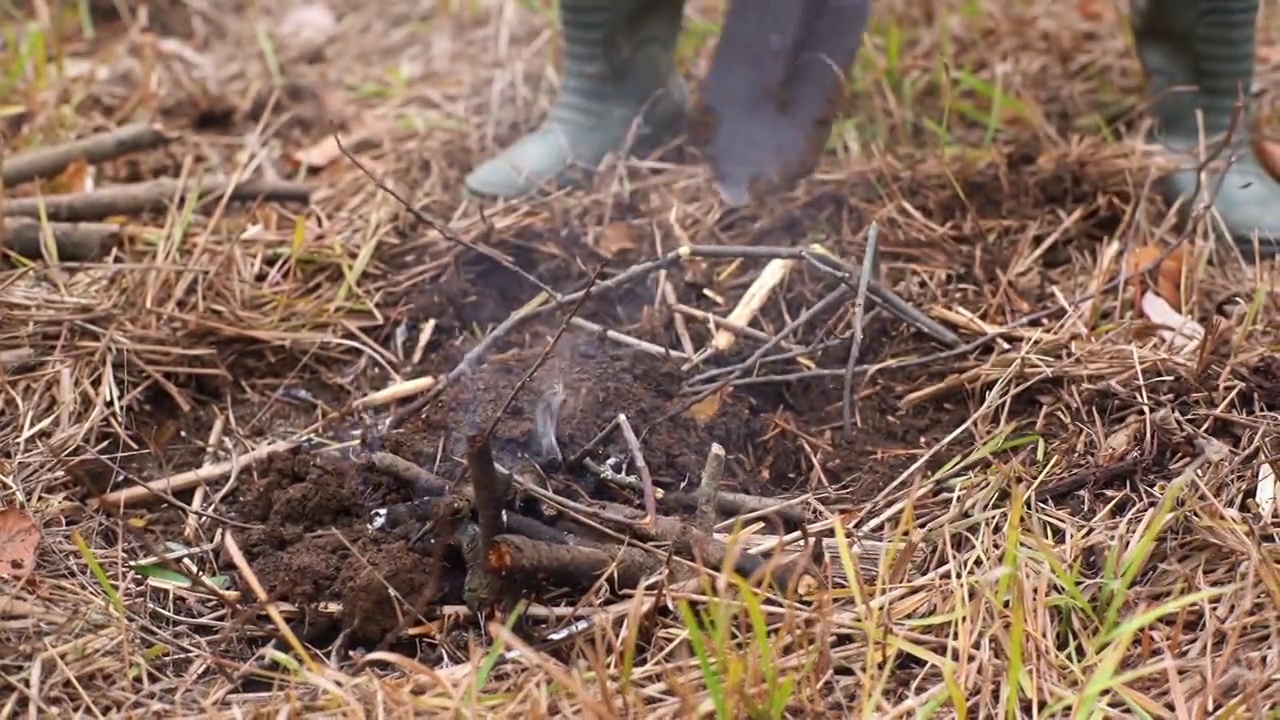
<box><xmin>1132</xmin><ymin>0</ymin><xmax>1280</xmax><ymax>257</ymax></box>
<box><xmin>465</xmin><ymin>0</ymin><xmax>688</xmax><ymax>199</ymax></box>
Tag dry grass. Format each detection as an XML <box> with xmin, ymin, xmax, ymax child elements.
<box><xmin>3</xmin><ymin>0</ymin><xmax>1280</xmax><ymax>717</ymax></box>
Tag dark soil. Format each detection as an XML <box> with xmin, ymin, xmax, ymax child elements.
<box><xmin>208</xmin><ymin>141</ymin><xmax>1140</xmax><ymax>651</ymax></box>
<box><xmin>220</xmin><ymin>316</ymin><xmax>967</xmax><ymax>649</ymax></box>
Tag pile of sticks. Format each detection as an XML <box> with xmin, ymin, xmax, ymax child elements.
<box><xmin>365</xmin><ymin>428</ymin><xmax>821</xmax><ymax>615</ymax></box>
<box><xmin>1</xmin><ymin>123</ymin><xmax>310</xmax><ymax>262</ymax></box>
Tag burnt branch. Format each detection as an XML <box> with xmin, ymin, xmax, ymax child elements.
<box><xmin>466</xmin><ymin>433</ymin><xmax>510</xmax><ymax>556</ymax></box>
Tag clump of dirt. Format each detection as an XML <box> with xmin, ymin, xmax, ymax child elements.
<box><xmin>220</xmin><ymin>446</ymin><xmax>432</xmax><ymax>645</ymax></box>
<box><xmin>219</xmin><ymin>331</ymin><xmax>764</xmax><ymax>644</ymax></box>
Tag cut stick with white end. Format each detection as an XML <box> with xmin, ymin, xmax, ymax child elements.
<box><xmin>1140</xmin><ymin>290</ymin><xmax>1205</xmax><ymax>355</ymax></box>
<box><xmin>710</xmin><ymin>257</ymin><xmax>795</xmax><ymax>353</ymax></box>
<box><xmin>93</xmin><ymin>440</ymin><xmax>296</xmax><ymax>512</ymax></box>
<box><xmin>1257</xmin><ymin>461</ymin><xmax>1276</xmax><ymax>521</ymax></box>
<box><xmin>930</xmin><ymin>306</ymin><xmax>1012</xmax><ymax>350</ymax></box>
<box><xmin>352</xmin><ymin>375</ymin><xmax>438</xmax><ymax>410</ymax></box>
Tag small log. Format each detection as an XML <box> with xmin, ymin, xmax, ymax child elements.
<box><xmin>2</xmin><ymin>123</ymin><xmax>177</xmax><ymax>187</ymax></box>
<box><xmin>487</xmin><ymin>534</ymin><xmax>660</xmax><ymax>591</ymax></box>
<box><xmin>1</xmin><ymin>217</ymin><xmax>119</xmax><ymax>262</ymax></box>
<box><xmin>3</xmin><ymin>177</ymin><xmax>311</xmax><ymax>222</ymax></box>
<box><xmin>364</xmin><ymin>451</ymin><xmax>451</xmax><ymax>497</ymax></box>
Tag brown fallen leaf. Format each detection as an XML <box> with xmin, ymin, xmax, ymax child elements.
<box><xmin>1125</xmin><ymin>244</ymin><xmax>1185</xmax><ymax>310</ymax></box>
<box><xmin>597</xmin><ymin>222</ymin><xmax>638</xmax><ymax>258</ymax></box>
<box><xmin>52</xmin><ymin>159</ymin><xmax>94</xmax><ymax>194</ymax></box>
<box><xmin>1075</xmin><ymin>0</ymin><xmax>1117</xmax><ymax>22</ymax></box>
<box><xmin>291</xmin><ymin>136</ymin><xmax>344</xmax><ymax>169</ymax></box>
<box><xmin>0</xmin><ymin>507</ymin><xmax>40</xmax><ymax>581</ymax></box>
<box><xmin>1253</xmin><ymin>132</ymin><xmax>1280</xmax><ymax>182</ymax></box>
<box><xmin>684</xmin><ymin>390</ymin><xmax>723</xmax><ymax>426</ymax></box>
<box><xmin>290</xmin><ymin>131</ymin><xmax>378</xmax><ymax>170</ymax></box>
<box><xmin>6</xmin><ymin>159</ymin><xmax>95</xmax><ymax>199</ymax></box>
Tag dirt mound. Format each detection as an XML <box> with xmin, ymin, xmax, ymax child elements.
<box><xmin>221</xmin><ymin>324</ymin><xmax>962</xmax><ymax>645</ymax></box>
<box><xmin>221</xmin><ymin>338</ymin><xmax>760</xmax><ymax>645</ymax></box>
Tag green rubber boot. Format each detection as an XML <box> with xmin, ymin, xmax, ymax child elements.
<box><xmin>464</xmin><ymin>0</ymin><xmax>688</xmax><ymax>199</ymax></box>
<box><xmin>1132</xmin><ymin>0</ymin><xmax>1280</xmax><ymax>258</ymax></box>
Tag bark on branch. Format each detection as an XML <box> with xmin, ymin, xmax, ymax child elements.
<box><xmin>3</xmin><ymin>177</ymin><xmax>311</xmax><ymax>222</ymax></box>
<box><xmin>2</xmin><ymin>123</ymin><xmax>177</xmax><ymax>187</ymax></box>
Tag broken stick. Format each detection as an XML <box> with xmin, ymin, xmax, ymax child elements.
<box><xmin>695</xmin><ymin>443</ymin><xmax>725</xmax><ymax>534</ymax></box>
<box><xmin>1</xmin><ymin>217</ymin><xmax>120</xmax><ymax>262</ymax></box>
<box><xmin>1</xmin><ymin>123</ymin><xmax>177</xmax><ymax>187</ymax></box>
<box><xmin>488</xmin><ymin>534</ymin><xmax>660</xmax><ymax>591</ymax></box>
<box><xmin>364</xmin><ymin>451</ymin><xmax>451</xmax><ymax>497</ymax></box>
<box><xmin>467</xmin><ymin>433</ymin><xmax>510</xmax><ymax>554</ymax></box>
<box><xmin>710</xmin><ymin>257</ymin><xmax>795</xmax><ymax>354</ymax></box>
<box><xmin>93</xmin><ymin>440</ymin><xmax>297</xmax><ymax>512</ymax></box>
<box><xmin>3</xmin><ymin>177</ymin><xmax>311</xmax><ymax>222</ymax></box>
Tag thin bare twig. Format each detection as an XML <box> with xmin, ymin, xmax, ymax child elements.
<box><xmin>842</xmin><ymin>223</ymin><xmax>880</xmax><ymax>434</ymax></box>
<box><xmin>617</xmin><ymin>414</ymin><xmax>658</xmax><ymax>524</ymax></box>
<box><xmin>93</xmin><ymin>440</ymin><xmax>297</xmax><ymax>512</ymax></box>
<box><xmin>336</xmin><ymin>135</ymin><xmax>559</xmax><ymax>299</ymax></box>
<box><xmin>568</xmin><ymin>317</ymin><xmax>689</xmax><ymax>360</ymax></box>
<box><xmin>569</xmin><ymin>417</ymin><xmax>621</xmax><ymax>468</ymax></box>
<box><xmin>688</xmin><ymin>244</ymin><xmax>960</xmax><ymax>347</ymax></box>
<box><xmin>669</xmin><ymin>285</ymin><xmax>852</xmax><ymax>420</ymax></box>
